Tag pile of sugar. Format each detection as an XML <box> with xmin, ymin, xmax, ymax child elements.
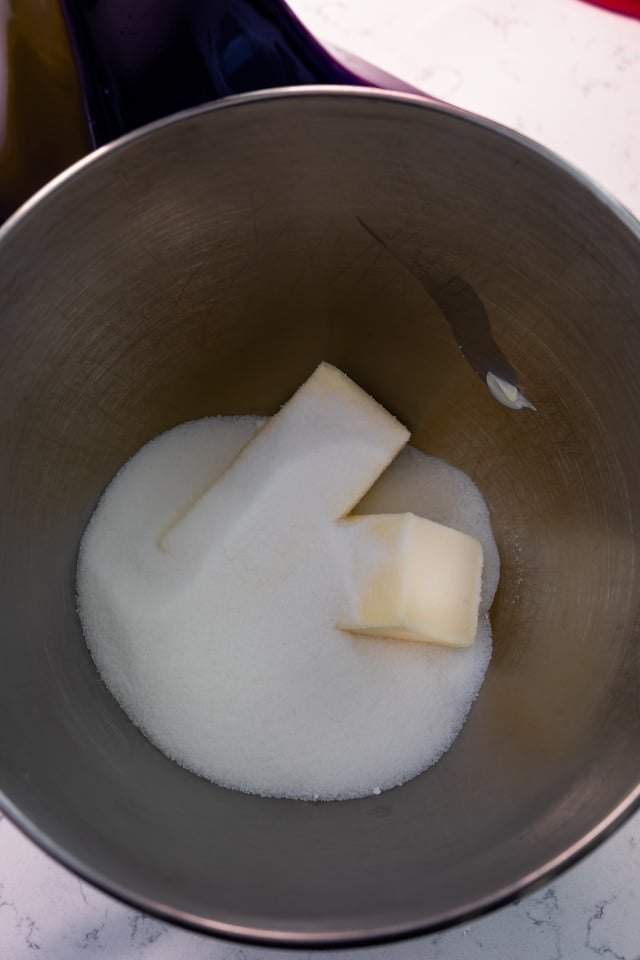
<box><xmin>77</xmin><ymin>417</ymin><xmax>499</xmax><ymax>801</ymax></box>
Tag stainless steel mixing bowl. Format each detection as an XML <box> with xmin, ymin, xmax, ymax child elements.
<box><xmin>1</xmin><ymin>87</ymin><xmax>639</xmax><ymax>947</ymax></box>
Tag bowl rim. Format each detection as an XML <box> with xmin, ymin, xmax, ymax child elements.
<box><xmin>1</xmin><ymin>83</ymin><xmax>639</xmax><ymax>948</ymax></box>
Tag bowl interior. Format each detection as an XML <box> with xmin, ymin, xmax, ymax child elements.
<box><xmin>1</xmin><ymin>90</ymin><xmax>640</xmax><ymax>944</ymax></box>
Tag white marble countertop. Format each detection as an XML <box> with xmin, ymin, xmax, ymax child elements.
<box><xmin>2</xmin><ymin>0</ymin><xmax>640</xmax><ymax>957</ymax></box>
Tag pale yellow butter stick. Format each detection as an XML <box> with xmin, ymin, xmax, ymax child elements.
<box><xmin>161</xmin><ymin>363</ymin><xmax>409</xmax><ymax>563</ymax></box>
<box><xmin>338</xmin><ymin>513</ymin><xmax>483</xmax><ymax>647</ymax></box>
<box><xmin>163</xmin><ymin>361</ymin><xmax>482</xmax><ymax>649</ymax></box>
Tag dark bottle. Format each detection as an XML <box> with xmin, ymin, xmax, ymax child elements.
<box><xmin>0</xmin><ymin>0</ymin><xmax>91</xmax><ymax>220</ymax></box>
<box><xmin>0</xmin><ymin>0</ymin><xmax>374</xmax><ymax>220</ymax></box>
<box><xmin>61</xmin><ymin>0</ymin><xmax>367</xmax><ymax>147</ymax></box>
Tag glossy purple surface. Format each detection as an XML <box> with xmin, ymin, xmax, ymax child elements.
<box><xmin>61</xmin><ymin>0</ymin><xmax>371</xmax><ymax>145</ymax></box>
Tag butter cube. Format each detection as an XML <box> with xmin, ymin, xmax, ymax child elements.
<box><xmin>162</xmin><ymin>363</ymin><xmax>409</xmax><ymax>561</ymax></box>
<box><xmin>338</xmin><ymin>513</ymin><xmax>483</xmax><ymax>647</ymax></box>
<box><xmin>162</xmin><ymin>361</ymin><xmax>481</xmax><ymax>650</ymax></box>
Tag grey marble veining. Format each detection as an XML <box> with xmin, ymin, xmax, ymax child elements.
<box><xmin>1</xmin><ymin>810</ymin><xmax>640</xmax><ymax>958</ymax></box>
<box><xmin>2</xmin><ymin>0</ymin><xmax>640</xmax><ymax>957</ymax></box>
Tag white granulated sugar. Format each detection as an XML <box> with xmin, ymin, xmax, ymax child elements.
<box><xmin>77</xmin><ymin>417</ymin><xmax>499</xmax><ymax>801</ymax></box>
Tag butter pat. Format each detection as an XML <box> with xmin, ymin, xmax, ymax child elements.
<box><xmin>161</xmin><ymin>361</ymin><xmax>482</xmax><ymax>650</ymax></box>
<box><xmin>162</xmin><ymin>363</ymin><xmax>409</xmax><ymax>562</ymax></box>
<box><xmin>339</xmin><ymin>513</ymin><xmax>483</xmax><ymax>647</ymax></box>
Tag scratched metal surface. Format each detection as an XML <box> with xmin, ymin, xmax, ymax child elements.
<box><xmin>0</xmin><ymin>88</ymin><xmax>639</xmax><ymax>946</ymax></box>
